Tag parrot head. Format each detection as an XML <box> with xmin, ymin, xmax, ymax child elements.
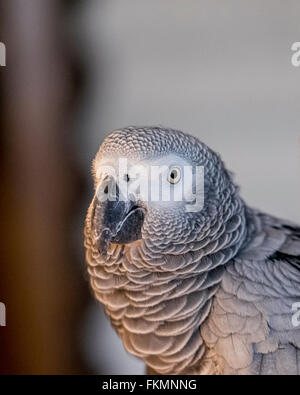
<box><xmin>88</xmin><ymin>126</ymin><xmax>240</xmax><ymax>256</ymax></box>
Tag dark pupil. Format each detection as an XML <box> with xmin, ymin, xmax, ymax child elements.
<box><xmin>171</xmin><ymin>170</ymin><xmax>176</xmax><ymax>179</ymax></box>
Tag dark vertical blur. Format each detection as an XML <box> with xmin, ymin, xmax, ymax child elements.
<box><xmin>0</xmin><ymin>0</ymin><xmax>89</xmax><ymax>373</ymax></box>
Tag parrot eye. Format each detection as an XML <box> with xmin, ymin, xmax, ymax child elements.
<box><xmin>168</xmin><ymin>167</ymin><xmax>181</xmax><ymax>184</ymax></box>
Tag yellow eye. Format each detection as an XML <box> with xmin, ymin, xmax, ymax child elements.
<box><xmin>167</xmin><ymin>167</ymin><xmax>181</xmax><ymax>184</ymax></box>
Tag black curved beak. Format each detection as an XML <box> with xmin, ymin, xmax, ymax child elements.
<box><xmin>91</xmin><ymin>177</ymin><xmax>144</xmax><ymax>255</ymax></box>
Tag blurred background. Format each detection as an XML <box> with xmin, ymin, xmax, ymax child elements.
<box><xmin>0</xmin><ymin>0</ymin><xmax>299</xmax><ymax>374</ymax></box>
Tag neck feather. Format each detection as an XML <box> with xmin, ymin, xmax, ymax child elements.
<box><xmin>86</xmin><ymin>202</ymin><xmax>249</xmax><ymax>374</ymax></box>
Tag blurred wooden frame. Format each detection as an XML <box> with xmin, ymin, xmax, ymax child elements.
<box><xmin>0</xmin><ymin>0</ymin><xmax>88</xmax><ymax>374</ymax></box>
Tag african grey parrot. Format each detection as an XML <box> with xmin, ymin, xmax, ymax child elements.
<box><xmin>84</xmin><ymin>126</ymin><xmax>300</xmax><ymax>375</ymax></box>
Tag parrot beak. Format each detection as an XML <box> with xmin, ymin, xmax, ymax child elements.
<box><xmin>91</xmin><ymin>177</ymin><xmax>145</xmax><ymax>255</ymax></box>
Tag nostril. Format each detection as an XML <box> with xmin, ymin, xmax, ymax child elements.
<box><xmin>104</xmin><ymin>185</ymin><xmax>109</xmax><ymax>194</ymax></box>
